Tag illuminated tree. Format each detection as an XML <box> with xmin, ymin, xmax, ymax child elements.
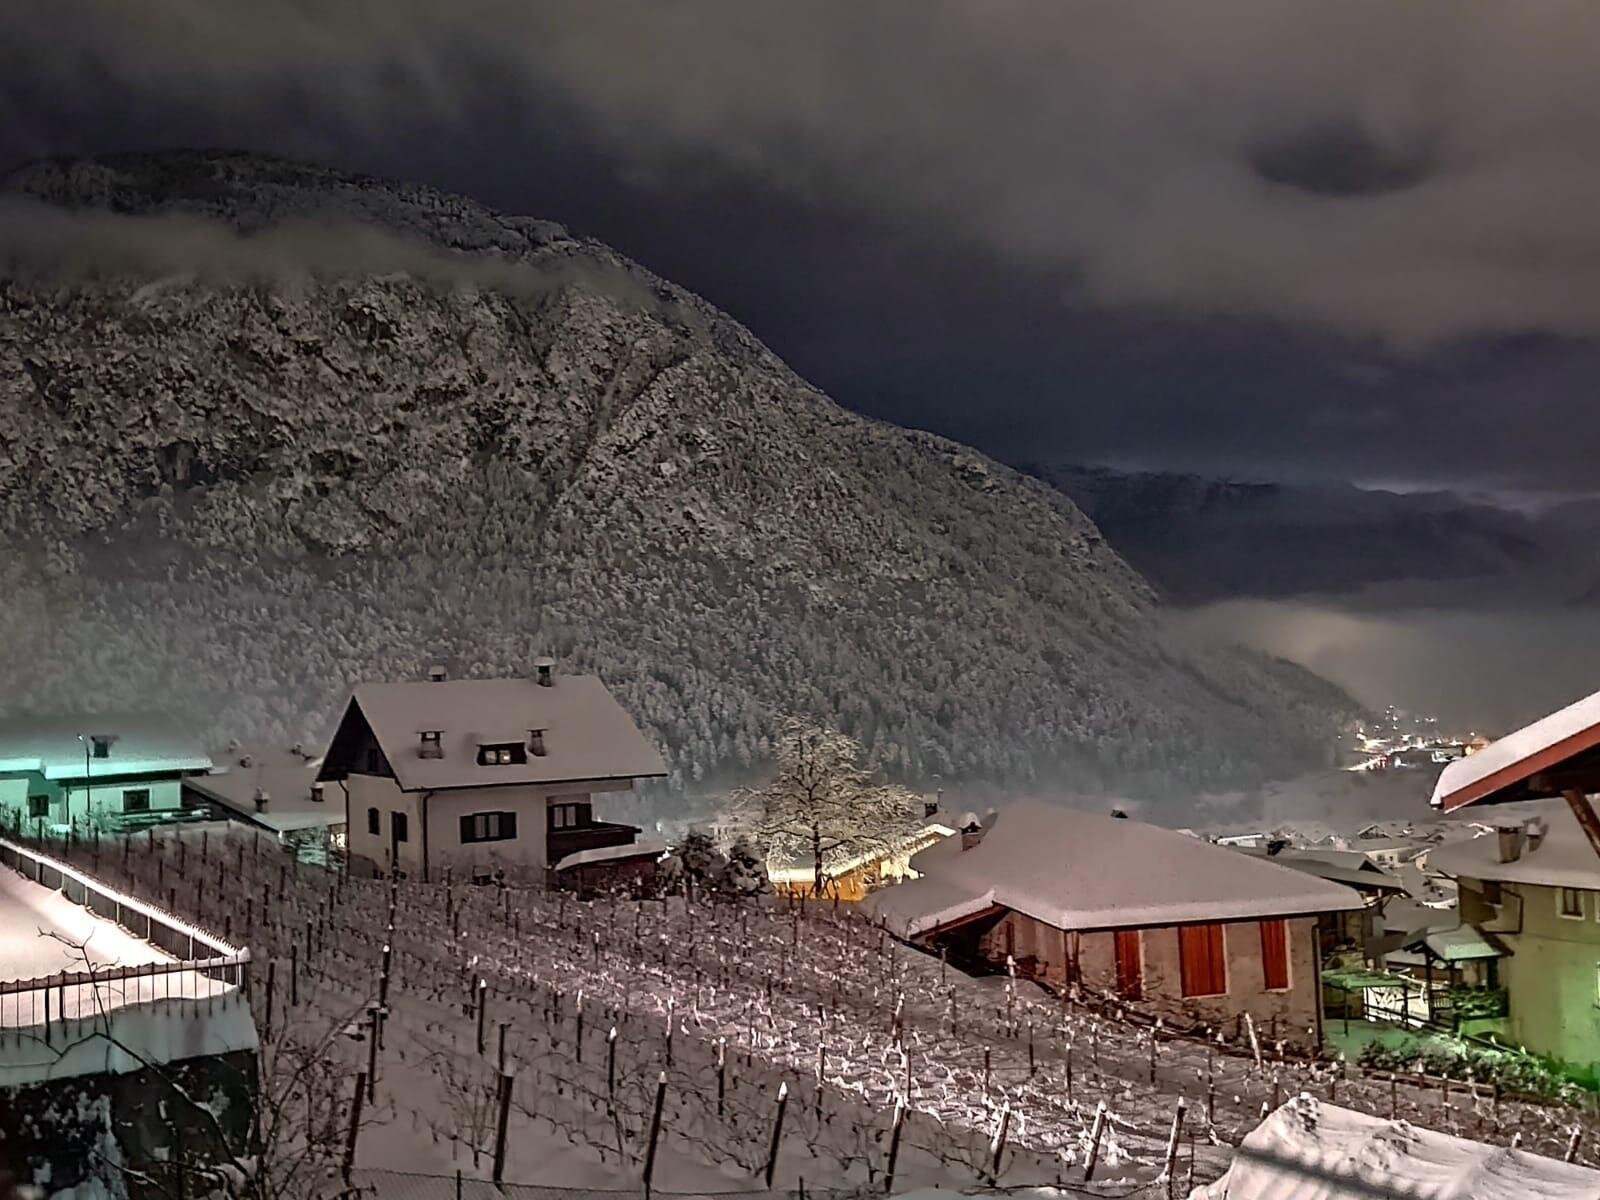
<box><xmin>728</xmin><ymin>716</ymin><xmax>920</xmax><ymax>897</ymax></box>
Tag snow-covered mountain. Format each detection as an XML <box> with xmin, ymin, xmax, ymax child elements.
<box><xmin>0</xmin><ymin>152</ymin><xmax>1355</xmax><ymax>793</ymax></box>
<box><xmin>1027</xmin><ymin>463</ymin><xmax>1551</xmax><ymax>604</ymax></box>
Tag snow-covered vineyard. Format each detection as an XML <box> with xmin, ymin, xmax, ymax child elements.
<box><xmin>11</xmin><ymin>824</ymin><xmax>1600</xmax><ymax>1198</ymax></box>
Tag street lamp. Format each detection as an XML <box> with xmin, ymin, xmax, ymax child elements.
<box><xmin>77</xmin><ymin>733</ymin><xmax>91</xmax><ymax>829</ymax></box>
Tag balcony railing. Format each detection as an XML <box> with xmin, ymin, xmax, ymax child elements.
<box><xmin>547</xmin><ymin>820</ymin><xmax>640</xmax><ymax>865</ymax></box>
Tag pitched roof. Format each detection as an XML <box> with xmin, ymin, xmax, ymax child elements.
<box><xmin>338</xmin><ymin>675</ymin><xmax>666</xmax><ymax>792</ymax></box>
<box><xmin>864</xmin><ymin>800</ymin><xmax>1361</xmax><ymax>936</ymax></box>
<box><xmin>186</xmin><ymin>746</ymin><xmax>342</xmax><ymax>832</ymax></box>
<box><xmin>1429</xmin><ymin>797</ymin><xmax>1600</xmax><ymax>889</ymax></box>
<box><xmin>1432</xmin><ymin>687</ymin><xmax>1600</xmax><ymax>812</ymax></box>
<box><xmin>0</xmin><ymin>712</ymin><xmax>211</xmax><ymax>780</ymax></box>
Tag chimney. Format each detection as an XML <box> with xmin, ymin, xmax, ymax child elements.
<box><xmin>1496</xmin><ymin>825</ymin><xmax>1524</xmax><ymax>864</ymax></box>
<box><xmin>253</xmin><ymin>787</ymin><xmax>270</xmax><ymax>814</ymax></box>
<box><xmin>528</xmin><ymin>729</ymin><xmax>548</xmax><ymax>757</ymax></box>
<box><xmin>533</xmin><ymin>656</ymin><xmax>556</xmax><ymax>688</ymax></box>
<box><xmin>1526</xmin><ymin>818</ymin><xmax>1547</xmax><ymax>853</ymax></box>
<box><xmin>427</xmin><ymin>664</ymin><xmax>448</xmax><ymax>683</ymax></box>
<box><xmin>310</xmin><ymin>781</ymin><xmax>325</xmax><ymax>804</ymax></box>
<box><xmin>959</xmin><ymin>812</ymin><xmax>984</xmax><ymax>851</ymax></box>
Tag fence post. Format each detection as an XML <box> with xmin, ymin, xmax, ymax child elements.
<box><xmin>1567</xmin><ymin>1127</ymin><xmax>1584</xmax><ymax>1163</ymax></box>
<box><xmin>642</xmin><ymin>1071</ymin><xmax>668</xmax><ymax>1198</ymax></box>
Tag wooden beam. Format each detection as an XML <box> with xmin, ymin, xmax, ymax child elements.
<box><xmin>1563</xmin><ymin>789</ymin><xmax>1600</xmax><ymax>862</ymax></box>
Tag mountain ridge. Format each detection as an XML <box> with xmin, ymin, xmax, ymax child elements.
<box><xmin>0</xmin><ymin>151</ymin><xmax>1356</xmax><ymax>795</ymax></box>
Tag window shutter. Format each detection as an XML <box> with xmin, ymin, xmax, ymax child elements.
<box><xmin>502</xmin><ymin>811</ymin><xmax>518</xmax><ymax>839</ymax></box>
<box><xmin>1114</xmin><ymin>930</ymin><xmax>1142</xmax><ymax>1000</ymax></box>
<box><xmin>1180</xmin><ymin>924</ymin><xmax>1228</xmax><ymax>997</ymax></box>
<box><xmin>1260</xmin><ymin>919</ymin><xmax>1289</xmax><ymax>990</ymax></box>
<box><xmin>459</xmin><ymin>814</ymin><xmax>474</xmax><ymax>844</ymax></box>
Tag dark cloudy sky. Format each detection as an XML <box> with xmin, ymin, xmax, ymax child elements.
<box><xmin>6</xmin><ymin>1</ymin><xmax>1600</xmax><ymax>497</ymax></box>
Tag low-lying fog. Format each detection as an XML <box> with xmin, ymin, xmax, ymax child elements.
<box><xmin>1171</xmin><ymin>595</ymin><xmax>1600</xmax><ymax>734</ymax></box>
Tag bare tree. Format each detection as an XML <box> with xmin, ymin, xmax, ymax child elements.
<box><xmin>728</xmin><ymin>717</ymin><xmax>921</xmax><ymax>897</ymax></box>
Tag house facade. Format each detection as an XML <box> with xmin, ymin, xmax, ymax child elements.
<box><xmin>317</xmin><ymin>663</ymin><xmax>667</xmax><ymax>881</ymax></box>
<box><xmin>864</xmin><ymin>801</ymin><xmax>1362</xmax><ymax>1046</ymax></box>
<box><xmin>1431</xmin><ymin>800</ymin><xmax>1600</xmax><ymax>1069</ymax></box>
<box><xmin>0</xmin><ymin>713</ymin><xmax>212</xmax><ymax>832</ymax></box>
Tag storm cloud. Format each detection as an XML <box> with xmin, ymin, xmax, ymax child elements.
<box><xmin>7</xmin><ymin>2</ymin><xmax>1600</xmax><ymax>347</ymax></box>
<box><xmin>6</xmin><ymin>2</ymin><xmax>1600</xmax><ymax>494</ymax></box>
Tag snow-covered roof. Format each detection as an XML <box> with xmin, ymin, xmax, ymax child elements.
<box><xmin>1234</xmin><ymin>849</ymin><xmax>1405</xmax><ymax>893</ymax></box>
<box><xmin>1432</xmin><ymin>686</ymin><xmax>1600</xmax><ymax>812</ymax></box>
<box><xmin>552</xmin><ymin>839</ymin><xmax>668</xmax><ymax>872</ymax></box>
<box><xmin>186</xmin><ymin>746</ymin><xmax>342</xmax><ymax>831</ymax></box>
<box><xmin>1428</xmin><ymin>798</ymin><xmax>1600</xmax><ymax>889</ymax></box>
<box><xmin>863</xmin><ymin>800</ymin><xmax>1361</xmax><ymax>936</ymax></box>
<box><xmin>1193</xmin><ymin>1094</ymin><xmax>1600</xmax><ymax>1199</ymax></box>
<box><xmin>1421</xmin><ymin>924</ymin><xmax>1507</xmax><ymax>962</ymax></box>
<box><xmin>0</xmin><ymin>711</ymin><xmax>211</xmax><ymax>780</ymax></box>
<box><xmin>331</xmin><ymin>674</ymin><xmax>667</xmax><ymax>792</ymax></box>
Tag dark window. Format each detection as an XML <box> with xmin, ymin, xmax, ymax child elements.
<box><xmin>90</xmin><ymin>736</ymin><xmax>111</xmax><ymax>759</ymax></box>
<box><xmin>1561</xmin><ymin>887</ymin><xmax>1584</xmax><ymax>919</ymax></box>
<box><xmin>367</xmin><ymin>807</ymin><xmax>380</xmax><ymax>835</ymax></box>
<box><xmin>392</xmin><ymin>812</ymin><xmax>408</xmax><ymax>843</ymax></box>
<box><xmin>28</xmin><ymin>795</ymin><xmax>48</xmax><ymax>819</ymax></box>
<box><xmin>1179</xmin><ymin>924</ymin><xmax>1228</xmax><ymax>998</ymax></box>
<box><xmin>122</xmin><ymin>788</ymin><xmax>151</xmax><ymax>814</ymax></box>
<box><xmin>1482</xmin><ymin>880</ymin><xmax>1503</xmax><ymax>906</ymax></box>
<box><xmin>459</xmin><ymin>811</ymin><xmax>519</xmax><ymax>844</ymax></box>
<box><xmin>477</xmin><ymin>743</ymin><xmax>527</xmax><ymax>766</ymax></box>
<box><xmin>1260</xmin><ymin>919</ymin><xmax>1290</xmax><ymax>991</ymax></box>
<box><xmin>549</xmin><ymin>803</ymin><xmax>583</xmax><ymax>830</ymax></box>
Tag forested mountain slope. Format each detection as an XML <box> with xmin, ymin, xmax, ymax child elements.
<box><xmin>0</xmin><ymin>152</ymin><xmax>1356</xmax><ymax>793</ymax></box>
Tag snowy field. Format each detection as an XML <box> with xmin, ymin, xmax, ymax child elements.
<box><xmin>17</xmin><ymin>826</ymin><xmax>1600</xmax><ymax>1198</ymax></box>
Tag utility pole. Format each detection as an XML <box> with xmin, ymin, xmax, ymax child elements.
<box><xmin>77</xmin><ymin>734</ymin><xmax>92</xmax><ymax>827</ymax></box>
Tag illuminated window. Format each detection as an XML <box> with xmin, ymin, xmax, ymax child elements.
<box><xmin>1559</xmin><ymin>888</ymin><xmax>1584</xmax><ymax>919</ymax></box>
<box><xmin>122</xmin><ymin>788</ymin><xmax>150</xmax><ymax>813</ymax></box>
<box><xmin>476</xmin><ymin>743</ymin><xmax>526</xmax><ymax>766</ymax></box>
<box><xmin>27</xmin><ymin>795</ymin><xmax>48</xmax><ymax>819</ymax></box>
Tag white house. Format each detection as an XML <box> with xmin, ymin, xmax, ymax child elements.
<box><xmin>317</xmin><ymin>661</ymin><xmax>667</xmax><ymax>880</ymax></box>
<box><xmin>0</xmin><ymin>713</ymin><xmax>212</xmax><ymax>831</ymax></box>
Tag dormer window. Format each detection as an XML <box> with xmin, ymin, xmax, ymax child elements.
<box><xmin>90</xmin><ymin>736</ymin><xmax>112</xmax><ymax>760</ymax></box>
<box><xmin>419</xmin><ymin>730</ymin><xmax>444</xmax><ymax>760</ymax></box>
<box><xmin>477</xmin><ymin>742</ymin><xmax>527</xmax><ymax>767</ymax></box>
<box><xmin>527</xmin><ymin>729</ymin><xmax>547</xmax><ymax>758</ymax></box>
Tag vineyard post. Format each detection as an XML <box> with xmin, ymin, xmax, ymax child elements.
<box><xmin>717</xmin><ymin>1037</ymin><xmax>727</xmax><ymax>1116</ymax></box>
<box><xmin>476</xmin><ymin>979</ymin><xmax>487</xmax><ymax>1055</ymax></box>
<box><xmin>608</xmin><ymin>1026</ymin><xmax>619</xmax><ymax>1105</ymax></box>
<box><xmin>1161</xmin><ymin>1099</ymin><xmax>1186</xmax><ymax>1198</ymax></box>
<box><xmin>342</xmin><ymin>1071</ymin><xmax>367</xmax><ymax>1179</ymax></box>
<box><xmin>1567</xmin><ymin>1127</ymin><xmax>1584</xmax><ymax>1163</ymax></box>
<box><xmin>264</xmin><ymin>960</ymin><xmax>276</xmax><ymax>1040</ymax></box>
<box><xmin>764</xmin><ymin>1081</ymin><xmax>789</xmax><ymax>1189</ymax></box>
<box><xmin>988</xmin><ymin>1101</ymin><xmax>1011</xmax><ymax>1183</ymax></box>
<box><xmin>492</xmin><ymin>1071</ymin><xmax>515</xmax><ymax>1183</ymax></box>
<box><xmin>643</xmin><ymin>1072</ymin><xmax>668</xmax><ymax>1198</ymax></box>
<box><xmin>882</xmin><ymin>1098</ymin><xmax>905</xmax><ymax>1194</ymax></box>
<box><xmin>366</xmin><ymin>1006</ymin><xmax>379</xmax><ymax>1100</ymax></box>
<box><xmin>1083</xmin><ymin>1101</ymin><xmax>1107</xmax><ymax>1181</ymax></box>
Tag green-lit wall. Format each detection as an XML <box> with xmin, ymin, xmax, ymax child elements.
<box><xmin>1461</xmin><ymin>875</ymin><xmax>1600</xmax><ymax>1073</ymax></box>
<box><xmin>0</xmin><ymin>772</ymin><xmax>183</xmax><ymax>827</ymax></box>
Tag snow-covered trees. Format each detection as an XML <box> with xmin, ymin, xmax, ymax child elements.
<box><xmin>718</xmin><ymin>836</ymin><xmax>768</xmax><ymax>897</ymax></box>
<box><xmin>728</xmin><ymin>716</ymin><xmax>920</xmax><ymax>897</ymax></box>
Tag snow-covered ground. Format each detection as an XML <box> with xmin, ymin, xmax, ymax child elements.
<box><xmin>20</xmin><ymin>826</ymin><xmax>1600</xmax><ymax>1197</ymax></box>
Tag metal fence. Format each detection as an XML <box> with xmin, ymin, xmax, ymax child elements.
<box><xmin>0</xmin><ymin>834</ymin><xmax>250</xmax><ymax>1031</ymax></box>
